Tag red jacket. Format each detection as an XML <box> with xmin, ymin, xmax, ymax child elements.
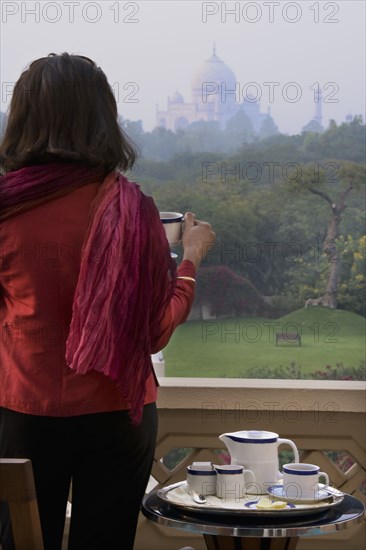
<box><xmin>0</xmin><ymin>182</ymin><xmax>195</xmax><ymax>416</ymax></box>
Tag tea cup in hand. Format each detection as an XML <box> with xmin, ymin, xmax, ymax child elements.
<box><xmin>159</xmin><ymin>212</ymin><xmax>184</xmax><ymax>246</ymax></box>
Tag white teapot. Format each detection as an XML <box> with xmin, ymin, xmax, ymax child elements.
<box><xmin>219</xmin><ymin>430</ymin><xmax>299</xmax><ymax>494</ymax></box>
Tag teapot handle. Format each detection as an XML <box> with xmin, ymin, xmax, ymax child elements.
<box><xmin>277</xmin><ymin>438</ymin><xmax>299</xmax><ymax>463</ymax></box>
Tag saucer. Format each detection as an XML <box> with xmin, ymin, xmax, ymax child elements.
<box><xmin>267</xmin><ymin>484</ymin><xmax>333</xmax><ymax>503</ymax></box>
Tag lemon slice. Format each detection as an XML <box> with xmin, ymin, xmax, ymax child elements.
<box><xmin>256</xmin><ymin>497</ymin><xmax>287</xmax><ymax>509</ymax></box>
<box><xmin>268</xmin><ymin>500</ymin><xmax>287</xmax><ymax>509</ymax></box>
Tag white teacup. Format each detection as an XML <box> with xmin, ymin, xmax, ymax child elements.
<box><xmin>282</xmin><ymin>463</ymin><xmax>330</xmax><ymax>501</ymax></box>
<box><xmin>186</xmin><ymin>463</ymin><xmax>217</xmax><ymax>496</ymax></box>
<box><xmin>160</xmin><ymin>212</ymin><xmax>184</xmax><ymax>246</ymax></box>
<box><xmin>214</xmin><ymin>464</ymin><xmax>255</xmax><ymax>501</ymax></box>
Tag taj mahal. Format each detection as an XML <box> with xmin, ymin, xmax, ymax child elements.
<box><xmin>156</xmin><ymin>46</ymin><xmax>276</xmax><ymax>134</ymax></box>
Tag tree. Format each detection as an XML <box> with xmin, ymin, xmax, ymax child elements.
<box><xmin>315</xmin><ymin>116</ymin><xmax>365</xmax><ymax>162</ymax></box>
<box><xmin>302</xmin><ymin>120</ymin><xmax>323</xmax><ymax>134</ymax></box>
<box><xmin>143</xmin><ymin>127</ymin><xmax>179</xmax><ymax>161</ymax></box>
<box><xmin>121</xmin><ymin>118</ymin><xmax>144</xmax><ymax>148</ymax></box>
<box><xmin>176</xmin><ymin>120</ymin><xmax>224</xmax><ymax>153</ymax></box>
<box><xmin>223</xmin><ymin>110</ymin><xmax>254</xmax><ymax>151</ymax></box>
<box><xmin>284</xmin><ymin>233</ymin><xmax>366</xmax><ymax>315</ymax></box>
<box><xmin>258</xmin><ymin>115</ymin><xmax>280</xmax><ymax>140</ymax></box>
<box><xmin>195</xmin><ymin>266</ymin><xmax>265</xmax><ymax>316</ymax></box>
<box><xmin>337</xmin><ymin>235</ymin><xmax>366</xmax><ymax>315</ymax></box>
<box><xmin>291</xmin><ymin>162</ymin><xmax>366</xmax><ymax>308</ymax></box>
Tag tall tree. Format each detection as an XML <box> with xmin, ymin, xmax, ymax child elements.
<box><xmin>294</xmin><ymin>162</ymin><xmax>365</xmax><ymax>308</ymax></box>
<box><xmin>258</xmin><ymin>115</ymin><xmax>280</xmax><ymax>140</ymax></box>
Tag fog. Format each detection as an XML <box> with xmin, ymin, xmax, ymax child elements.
<box><xmin>1</xmin><ymin>0</ymin><xmax>365</xmax><ymax>134</ymax></box>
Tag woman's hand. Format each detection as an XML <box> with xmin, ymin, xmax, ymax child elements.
<box><xmin>182</xmin><ymin>212</ymin><xmax>216</xmax><ymax>269</ymax></box>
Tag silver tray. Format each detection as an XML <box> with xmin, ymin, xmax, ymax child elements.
<box><xmin>157</xmin><ymin>481</ymin><xmax>344</xmax><ymax>518</ymax></box>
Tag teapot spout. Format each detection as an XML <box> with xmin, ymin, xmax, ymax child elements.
<box><xmin>219</xmin><ymin>433</ymin><xmax>233</xmax><ymax>446</ymax></box>
<box><xmin>219</xmin><ymin>433</ymin><xmax>237</xmax><ymax>460</ymax></box>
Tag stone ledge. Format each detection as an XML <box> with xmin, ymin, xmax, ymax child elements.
<box><xmin>156</xmin><ymin>378</ymin><xmax>365</xmax><ymax>413</ymax></box>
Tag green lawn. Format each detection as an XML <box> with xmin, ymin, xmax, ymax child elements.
<box><xmin>163</xmin><ymin>307</ymin><xmax>365</xmax><ymax>378</ymax></box>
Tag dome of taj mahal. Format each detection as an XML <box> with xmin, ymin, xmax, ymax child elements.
<box><xmin>156</xmin><ymin>44</ymin><xmax>276</xmax><ymax>133</ymax></box>
<box><xmin>169</xmin><ymin>90</ymin><xmax>184</xmax><ymax>103</ymax></box>
<box><xmin>191</xmin><ymin>46</ymin><xmax>237</xmax><ymax>92</ymax></box>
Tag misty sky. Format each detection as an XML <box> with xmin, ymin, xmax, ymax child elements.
<box><xmin>1</xmin><ymin>0</ymin><xmax>365</xmax><ymax>134</ymax></box>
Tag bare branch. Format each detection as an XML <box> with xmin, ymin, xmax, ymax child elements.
<box><xmin>306</xmin><ymin>187</ymin><xmax>333</xmax><ymax>208</ymax></box>
<box><xmin>338</xmin><ymin>184</ymin><xmax>353</xmax><ymax>213</ymax></box>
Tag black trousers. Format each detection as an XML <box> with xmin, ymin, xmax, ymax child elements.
<box><xmin>0</xmin><ymin>403</ymin><xmax>158</xmax><ymax>550</ymax></box>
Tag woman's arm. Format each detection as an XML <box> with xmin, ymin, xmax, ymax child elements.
<box><xmin>149</xmin><ymin>212</ymin><xmax>215</xmax><ymax>353</ymax></box>
<box><xmin>150</xmin><ymin>259</ymin><xmax>196</xmax><ymax>353</ymax></box>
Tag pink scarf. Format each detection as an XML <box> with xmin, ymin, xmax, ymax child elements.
<box><xmin>0</xmin><ymin>163</ymin><xmax>176</xmax><ymax>423</ymax></box>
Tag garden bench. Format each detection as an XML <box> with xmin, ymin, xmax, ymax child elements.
<box><xmin>275</xmin><ymin>332</ymin><xmax>301</xmax><ymax>346</ymax></box>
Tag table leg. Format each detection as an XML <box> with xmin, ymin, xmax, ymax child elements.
<box><xmin>203</xmin><ymin>535</ymin><xmax>299</xmax><ymax>550</ymax></box>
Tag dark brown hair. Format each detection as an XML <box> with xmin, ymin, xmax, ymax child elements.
<box><xmin>0</xmin><ymin>53</ymin><xmax>136</xmax><ymax>173</ymax></box>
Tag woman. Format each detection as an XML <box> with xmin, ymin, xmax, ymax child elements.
<box><xmin>0</xmin><ymin>53</ymin><xmax>215</xmax><ymax>550</ymax></box>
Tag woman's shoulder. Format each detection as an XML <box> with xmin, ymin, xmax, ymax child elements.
<box><xmin>115</xmin><ymin>172</ymin><xmax>157</xmax><ymax>208</ymax></box>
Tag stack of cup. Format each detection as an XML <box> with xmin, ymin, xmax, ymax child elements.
<box><xmin>186</xmin><ymin>462</ymin><xmax>255</xmax><ymax>501</ymax></box>
<box><xmin>186</xmin><ymin>462</ymin><xmax>217</xmax><ymax>496</ymax></box>
<box><xmin>215</xmin><ymin>464</ymin><xmax>254</xmax><ymax>500</ymax></box>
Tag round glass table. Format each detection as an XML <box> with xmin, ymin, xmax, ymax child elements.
<box><xmin>142</xmin><ymin>489</ymin><xmax>365</xmax><ymax>550</ymax></box>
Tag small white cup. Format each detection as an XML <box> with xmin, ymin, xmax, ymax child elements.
<box><xmin>186</xmin><ymin>464</ymin><xmax>217</xmax><ymax>496</ymax></box>
<box><xmin>159</xmin><ymin>212</ymin><xmax>184</xmax><ymax>246</ymax></box>
<box><xmin>215</xmin><ymin>464</ymin><xmax>255</xmax><ymax>501</ymax></box>
<box><xmin>282</xmin><ymin>463</ymin><xmax>330</xmax><ymax>501</ymax></box>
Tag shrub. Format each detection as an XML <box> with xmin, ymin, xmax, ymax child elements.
<box><xmin>196</xmin><ymin>266</ymin><xmax>265</xmax><ymax>317</ymax></box>
<box><xmin>240</xmin><ymin>361</ymin><xmax>366</xmax><ymax>380</ymax></box>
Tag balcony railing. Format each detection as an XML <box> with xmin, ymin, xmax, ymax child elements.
<box><xmin>134</xmin><ymin>378</ymin><xmax>366</xmax><ymax>550</ymax></box>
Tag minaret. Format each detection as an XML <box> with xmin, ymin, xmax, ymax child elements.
<box><xmin>314</xmin><ymin>88</ymin><xmax>323</xmax><ymax>126</ymax></box>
